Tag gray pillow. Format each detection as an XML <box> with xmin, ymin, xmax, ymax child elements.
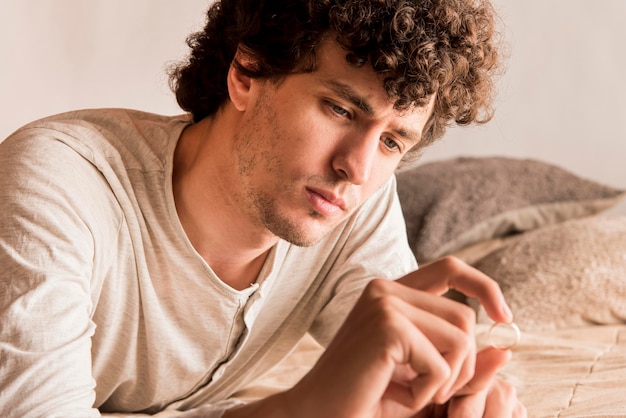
<box><xmin>396</xmin><ymin>157</ymin><xmax>626</xmax><ymax>263</ymax></box>
<box><xmin>470</xmin><ymin>216</ymin><xmax>626</xmax><ymax>330</ymax></box>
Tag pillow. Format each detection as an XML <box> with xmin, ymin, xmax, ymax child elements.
<box><xmin>396</xmin><ymin>156</ymin><xmax>626</xmax><ymax>263</ymax></box>
<box><xmin>469</xmin><ymin>216</ymin><xmax>626</xmax><ymax>330</ymax></box>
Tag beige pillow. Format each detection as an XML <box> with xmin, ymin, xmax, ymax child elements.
<box><xmin>396</xmin><ymin>157</ymin><xmax>626</xmax><ymax>263</ymax></box>
<box><xmin>470</xmin><ymin>216</ymin><xmax>626</xmax><ymax>330</ymax></box>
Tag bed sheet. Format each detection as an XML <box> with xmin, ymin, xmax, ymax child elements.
<box><xmin>481</xmin><ymin>324</ymin><xmax>626</xmax><ymax>417</ymax></box>
<box><xmin>233</xmin><ymin>324</ymin><xmax>626</xmax><ymax>418</ymax></box>
<box><xmin>102</xmin><ymin>324</ymin><xmax>626</xmax><ymax>417</ymax></box>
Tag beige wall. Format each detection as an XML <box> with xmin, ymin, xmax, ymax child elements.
<box><xmin>1</xmin><ymin>1</ymin><xmax>624</xmax><ymax>210</ymax></box>
<box><xmin>0</xmin><ymin>0</ymin><xmax>208</xmax><ymax>132</ymax></box>
<box><xmin>422</xmin><ymin>0</ymin><xmax>626</xmax><ymax>191</ymax></box>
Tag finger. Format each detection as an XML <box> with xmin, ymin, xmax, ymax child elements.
<box><xmin>380</xmin><ymin>312</ymin><xmax>452</xmax><ymax>412</ymax></box>
<box><xmin>447</xmin><ymin>360</ymin><xmax>521</xmax><ymax>418</ymax></box>
<box><xmin>455</xmin><ymin>347</ymin><xmax>511</xmax><ymax>397</ymax></box>
<box><xmin>410</xmin><ymin>403</ymin><xmax>448</xmax><ymax>418</ymax></box>
<box><xmin>302</xmin><ymin>284</ymin><xmax>452</xmax><ymax>416</ymax></box>
<box><xmin>398</xmin><ymin>256</ymin><xmax>513</xmax><ymax>323</ymax></box>
<box><xmin>514</xmin><ymin>400</ymin><xmax>528</xmax><ymax>418</ymax></box>
<box><xmin>447</xmin><ymin>385</ymin><xmax>488</xmax><ymax>418</ymax></box>
<box><xmin>388</xmin><ymin>295</ymin><xmax>476</xmax><ymax>404</ymax></box>
<box><xmin>483</xmin><ymin>379</ymin><xmax>524</xmax><ymax>418</ymax></box>
<box><xmin>370</xmin><ymin>278</ymin><xmax>477</xmax><ymax>334</ymax></box>
<box><xmin>367</xmin><ymin>281</ymin><xmax>477</xmax><ymax>402</ymax></box>
<box><xmin>448</xmin><ymin>378</ymin><xmax>524</xmax><ymax>418</ymax></box>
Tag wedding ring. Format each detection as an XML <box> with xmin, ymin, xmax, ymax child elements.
<box><xmin>488</xmin><ymin>322</ymin><xmax>521</xmax><ymax>350</ymax></box>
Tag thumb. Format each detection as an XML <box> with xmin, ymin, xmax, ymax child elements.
<box><xmin>455</xmin><ymin>347</ymin><xmax>511</xmax><ymax>396</ymax></box>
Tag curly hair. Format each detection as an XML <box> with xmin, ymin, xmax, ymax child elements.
<box><xmin>169</xmin><ymin>0</ymin><xmax>501</xmax><ymax>159</ymax></box>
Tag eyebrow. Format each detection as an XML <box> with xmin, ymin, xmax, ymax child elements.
<box><xmin>321</xmin><ymin>79</ymin><xmax>374</xmax><ymax>115</ymax></box>
<box><xmin>320</xmin><ymin>79</ymin><xmax>422</xmax><ymax>144</ymax></box>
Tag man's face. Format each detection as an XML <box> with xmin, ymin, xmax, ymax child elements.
<box><xmin>232</xmin><ymin>39</ymin><xmax>434</xmax><ymax>247</ymax></box>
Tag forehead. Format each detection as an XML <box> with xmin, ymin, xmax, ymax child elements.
<box><xmin>309</xmin><ymin>38</ymin><xmax>434</xmax><ymax>115</ymax></box>
<box><xmin>319</xmin><ymin>42</ymin><xmax>432</xmax><ymax>120</ymax></box>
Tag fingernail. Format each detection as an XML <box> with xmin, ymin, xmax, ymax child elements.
<box><xmin>502</xmin><ymin>303</ymin><xmax>513</xmax><ymax>322</ymax></box>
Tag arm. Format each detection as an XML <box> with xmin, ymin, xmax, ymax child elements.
<box><xmin>0</xmin><ymin>133</ymin><xmax>102</xmax><ymax>417</ymax></box>
<box><xmin>1</xmin><ymin>125</ymin><xmax>283</xmax><ymax>418</ymax></box>
<box><xmin>222</xmin><ymin>257</ymin><xmax>525</xmax><ymax>418</ymax></box>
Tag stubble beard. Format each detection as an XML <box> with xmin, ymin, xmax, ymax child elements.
<box><xmin>251</xmin><ymin>191</ymin><xmax>327</xmax><ymax>247</ymax></box>
<box><xmin>233</xmin><ymin>88</ymin><xmax>334</xmax><ymax>247</ymax></box>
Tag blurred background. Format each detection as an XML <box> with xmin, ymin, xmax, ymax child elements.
<box><xmin>1</xmin><ymin>0</ymin><xmax>624</xmax><ymax>210</ymax></box>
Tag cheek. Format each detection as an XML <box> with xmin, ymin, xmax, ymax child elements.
<box><xmin>278</xmin><ymin>123</ymin><xmax>334</xmax><ymax>169</ymax></box>
<box><xmin>362</xmin><ymin>161</ymin><xmax>400</xmax><ymax>196</ymax></box>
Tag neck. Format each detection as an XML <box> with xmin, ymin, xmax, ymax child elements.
<box><xmin>173</xmin><ymin>113</ymin><xmax>278</xmax><ymax>290</ymax></box>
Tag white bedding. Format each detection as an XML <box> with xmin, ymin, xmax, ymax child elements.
<box><xmin>100</xmin><ymin>320</ymin><xmax>626</xmax><ymax>417</ymax></box>
<box><xmin>232</xmin><ymin>324</ymin><xmax>626</xmax><ymax>418</ymax></box>
<box><xmin>479</xmin><ymin>324</ymin><xmax>626</xmax><ymax>417</ymax></box>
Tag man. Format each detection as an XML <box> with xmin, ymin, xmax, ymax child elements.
<box><xmin>0</xmin><ymin>0</ymin><xmax>525</xmax><ymax>417</ymax></box>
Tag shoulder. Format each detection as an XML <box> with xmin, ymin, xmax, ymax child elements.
<box><xmin>2</xmin><ymin>108</ymin><xmax>191</xmax><ymax>172</ymax></box>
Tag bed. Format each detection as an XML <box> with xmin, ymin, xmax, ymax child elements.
<box><xmin>105</xmin><ymin>156</ymin><xmax>626</xmax><ymax>417</ymax></box>
<box><xmin>235</xmin><ymin>156</ymin><xmax>626</xmax><ymax>418</ymax></box>
<box><xmin>402</xmin><ymin>156</ymin><xmax>626</xmax><ymax>417</ymax></box>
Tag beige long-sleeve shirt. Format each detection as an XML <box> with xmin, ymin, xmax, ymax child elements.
<box><xmin>0</xmin><ymin>109</ymin><xmax>417</xmax><ymax>417</ymax></box>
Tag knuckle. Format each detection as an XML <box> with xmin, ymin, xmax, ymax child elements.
<box><xmin>456</xmin><ymin>328</ymin><xmax>475</xmax><ymax>353</ymax></box>
<box><xmin>491</xmin><ymin>378</ymin><xmax>520</xmax><ymax>404</ymax></box>
<box><xmin>500</xmin><ymin>379</ymin><xmax>518</xmax><ymax>399</ymax></box>
<box><xmin>373</xmin><ymin>297</ymin><xmax>407</xmax><ymax>332</ymax></box>
<box><xmin>361</xmin><ymin>282</ymin><xmax>403</xmax><ymax>325</ymax></box>
<box><xmin>448</xmin><ymin>302</ymin><xmax>477</xmax><ymax>331</ymax></box>
<box><xmin>438</xmin><ymin>255</ymin><xmax>468</xmax><ymax>274</ymax></box>
<box><xmin>362</xmin><ymin>277</ymin><xmax>393</xmax><ymax>298</ymax></box>
<box><xmin>515</xmin><ymin>401</ymin><xmax>528</xmax><ymax>418</ymax></box>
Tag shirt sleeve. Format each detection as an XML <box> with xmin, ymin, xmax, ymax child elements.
<box><xmin>0</xmin><ymin>127</ymin><xmax>256</xmax><ymax>418</ymax></box>
<box><xmin>0</xmin><ymin>130</ymin><xmax>106</xmax><ymax>417</ymax></box>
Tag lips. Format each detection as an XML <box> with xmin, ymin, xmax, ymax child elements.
<box><xmin>305</xmin><ymin>187</ymin><xmax>346</xmax><ymax>217</ymax></box>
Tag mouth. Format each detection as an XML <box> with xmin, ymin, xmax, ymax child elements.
<box><xmin>305</xmin><ymin>187</ymin><xmax>347</xmax><ymax>217</ymax></box>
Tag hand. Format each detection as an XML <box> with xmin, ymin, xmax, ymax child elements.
<box><xmin>283</xmin><ymin>256</ymin><xmax>517</xmax><ymax>418</ymax></box>
<box><xmin>397</xmin><ymin>256</ymin><xmax>513</xmax><ymax>323</ymax></box>
<box><xmin>415</xmin><ymin>348</ymin><xmax>527</xmax><ymax>417</ymax></box>
<box><xmin>447</xmin><ymin>376</ymin><xmax>527</xmax><ymax>418</ymax></box>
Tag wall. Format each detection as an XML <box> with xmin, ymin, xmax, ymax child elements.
<box><xmin>0</xmin><ymin>0</ymin><xmax>209</xmax><ymax>132</ymax></box>
<box><xmin>1</xmin><ymin>0</ymin><xmax>624</xmax><ymax>209</ymax></box>
<box><xmin>422</xmin><ymin>0</ymin><xmax>626</xmax><ymax>191</ymax></box>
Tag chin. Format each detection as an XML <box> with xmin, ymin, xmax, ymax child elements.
<box><xmin>270</xmin><ymin>217</ymin><xmax>338</xmax><ymax>248</ymax></box>
<box><xmin>257</xmin><ymin>198</ymin><xmax>345</xmax><ymax>247</ymax></box>
<box><xmin>277</xmin><ymin>227</ymin><xmax>328</xmax><ymax>248</ymax></box>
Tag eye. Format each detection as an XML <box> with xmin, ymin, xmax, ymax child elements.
<box><xmin>326</xmin><ymin>101</ymin><xmax>351</xmax><ymax>118</ymax></box>
<box><xmin>382</xmin><ymin>136</ymin><xmax>402</xmax><ymax>152</ymax></box>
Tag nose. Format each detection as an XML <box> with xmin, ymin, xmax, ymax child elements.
<box><xmin>331</xmin><ymin>130</ymin><xmax>379</xmax><ymax>185</ymax></box>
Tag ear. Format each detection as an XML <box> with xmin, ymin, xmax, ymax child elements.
<box><xmin>227</xmin><ymin>48</ymin><xmax>255</xmax><ymax>112</ymax></box>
